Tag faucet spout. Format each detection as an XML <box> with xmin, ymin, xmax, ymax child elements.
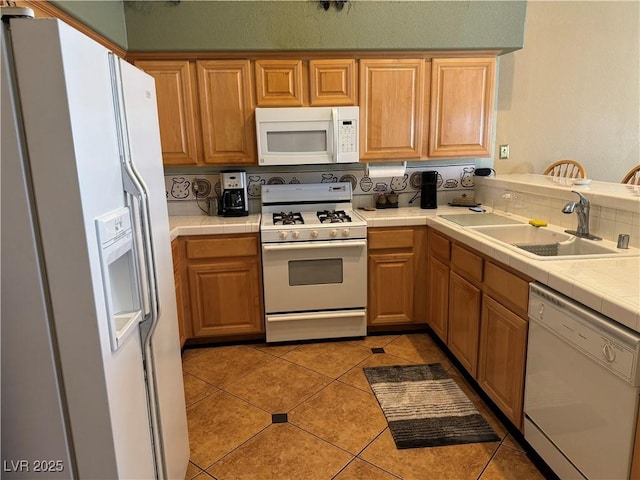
<box><xmin>562</xmin><ymin>201</ymin><xmax>577</xmax><ymax>214</ymax></box>
<box><xmin>562</xmin><ymin>191</ymin><xmax>601</xmax><ymax>240</ymax></box>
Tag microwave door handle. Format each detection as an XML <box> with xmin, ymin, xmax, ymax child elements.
<box><xmin>332</xmin><ymin>107</ymin><xmax>338</xmax><ymax>162</ymax></box>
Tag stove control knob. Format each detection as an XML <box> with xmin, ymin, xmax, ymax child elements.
<box><xmin>279</xmin><ymin>231</ymin><xmax>288</xmax><ymax>239</ymax></box>
<box><xmin>292</xmin><ymin>231</ymin><xmax>300</xmax><ymax>239</ymax></box>
<box><xmin>342</xmin><ymin>228</ymin><xmax>350</xmax><ymax>237</ymax></box>
<box><xmin>310</xmin><ymin>230</ymin><xmax>319</xmax><ymax>238</ymax></box>
<box><xmin>330</xmin><ymin>229</ymin><xmax>338</xmax><ymax>237</ymax></box>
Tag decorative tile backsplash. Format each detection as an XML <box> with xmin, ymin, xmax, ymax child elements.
<box><xmin>165</xmin><ymin>163</ymin><xmax>476</xmax><ymax>202</ymax></box>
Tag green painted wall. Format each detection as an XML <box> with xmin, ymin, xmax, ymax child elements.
<box><xmin>124</xmin><ymin>1</ymin><xmax>526</xmax><ymax>52</ymax></box>
<box><xmin>51</xmin><ymin>0</ymin><xmax>128</xmax><ymax>49</ymax></box>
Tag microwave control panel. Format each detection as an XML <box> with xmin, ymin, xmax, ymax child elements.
<box><xmin>338</xmin><ymin>120</ymin><xmax>357</xmax><ymax>154</ymax></box>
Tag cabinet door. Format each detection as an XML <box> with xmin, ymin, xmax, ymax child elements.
<box><xmin>172</xmin><ymin>239</ymin><xmax>190</xmax><ymax>347</ymax></box>
<box><xmin>255</xmin><ymin>59</ymin><xmax>304</xmax><ymax>106</ymax></box>
<box><xmin>448</xmin><ymin>271</ymin><xmax>481</xmax><ymax>377</ymax></box>
<box><xmin>134</xmin><ymin>60</ymin><xmax>200</xmax><ymax>166</ymax></box>
<box><xmin>188</xmin><ymin>259</ymin><xmax>264</xmax><ymax>337</ymax></box>
<box><xmin>427</xmin><ymin>256</ymin><xmax>449</xmax><ymax>342</ymax></box>
<box><xmin>478</xmin><ymin>295</ymin><xmax>527</xmax><ymax>429</ymax></box>
<box><xmin>309</xmin><ymin>59</ymin><xmax>357</xmax><ymax>106</ymax></box>
<box><xmin>429</xmin><ymin>58</ymin><xmax>496</xmax><ymax>158</ymax></box>
<box><xmin>197</xmin><ymin>60</ymin><xmax>256</xmax><ymax>165</ymax></box>
<box><xmin>359</xmin><ymin>59</ymin><xmax>424</xmax><ymax>160</ymax></box>
<box><xmin>368</xmin><ymin>252</ymin><xmax>415</xmax><ymax>325</ymax></box>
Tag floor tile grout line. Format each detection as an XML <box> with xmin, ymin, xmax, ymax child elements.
<box><xmin>353</xmin><ymin>427</ymin><xmax>404</xmax><ymax>479</ymax></box>
<box><xmin>475</xmin><ymin>439</ymin><xmax>503</xmax><ymax>480</ymax></box>
<box><xmin>202</xmin><ymin>421</ymin><xmax>274</xmax><ymax>475</ymax></box>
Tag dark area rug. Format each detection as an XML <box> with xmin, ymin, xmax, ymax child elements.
<box><xmin>363</xmin><ymin>363</ymin><xmax>499</xmax><ymax>449</ymax></box>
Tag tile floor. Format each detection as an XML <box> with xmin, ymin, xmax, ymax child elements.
<box><xmin>181</xmin><ymin>332</ymin><xmax>548</xmax><ymax>480</ymax></box>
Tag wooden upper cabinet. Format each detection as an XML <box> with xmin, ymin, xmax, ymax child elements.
<box><xmin>196</xmin><ymin>60</ymin><xmax>255</xmax><ymax>165</ymax></box>
<box><xmin>359</xmin><ymin>59</ymin><xmax>424</xmax><ymax>161</ymax></box>
<box><xmin>309</xmin><ymin>59</ymin><xmax>357</xmax><ymax>106</ymax></box>
<box><xmin>134</xmin><ymin>60</ymin><xmax>200</xmax><ymax>166</ymax></box>
<box><xmin>255</xmin><ymin>59</ymin><xmax>304</xmax><ymax>106</ymax></box>
<box><xmin>429</xmin><ymin>58</ymin><xmax>496</xmax><ymax>158</ymax></box>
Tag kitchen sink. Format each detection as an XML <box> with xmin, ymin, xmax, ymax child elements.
<box><xmin>467</xmin><ymin>224</ymin><xmax>637</xmax><ymax>260</ymax></box>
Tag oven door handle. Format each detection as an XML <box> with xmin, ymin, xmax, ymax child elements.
<box><xmin>263</xmin><ymin>240</ymin><xmax>367</xmax><ymax>252</ymax></box>
<box><xmin>268</xmin><ymin>311</ymin><xmax>366</xmax><ymax>323</ymax></box>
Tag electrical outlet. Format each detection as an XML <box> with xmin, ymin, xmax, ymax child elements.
<box><xmin>191</xmin><ymin>178</ymin><xmax>212</xmax><ymax>199</ymax></box>
<box><xmin>499</xmin><ymin>144</ymin><xmax>510</xmax><ymax>159</ymax></box>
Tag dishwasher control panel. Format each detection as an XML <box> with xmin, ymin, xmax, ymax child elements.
<box><xmin>529</xmin><ymin>283</ymin><xmax>640</xmax><ymax>385</ymax></box>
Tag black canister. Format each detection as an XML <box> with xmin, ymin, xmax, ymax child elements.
<box><xmin>420</xmin><ymin>171</ymin><xmax>438</xmax><ymax>209</ymax></box>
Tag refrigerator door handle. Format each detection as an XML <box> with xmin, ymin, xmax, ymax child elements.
<box><xmin>109</xmin><ymin>53</ymin><xmax>167</xmax><ymax>479</ymax></box>
<box><xmin>108</xmin><ymin>53</ymin><xmax>158</xmax><ymax>326</ymax></box>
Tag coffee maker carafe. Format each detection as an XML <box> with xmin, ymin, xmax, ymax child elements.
<box><xmin>218</xmin><ymin>170</ymin><xmax>249</xmax><ymax>217</ymax></box>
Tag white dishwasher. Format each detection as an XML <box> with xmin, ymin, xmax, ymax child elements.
<box><xmin>524</xmin><ymin>283</ymin><xmax>640</xmax><ymax>480</ymax></box>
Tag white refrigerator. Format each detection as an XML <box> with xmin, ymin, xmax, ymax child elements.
<box><xmin>1</xmin><ymin>12</ymin><xmax>189</xmax><ymax>480</ymax></box>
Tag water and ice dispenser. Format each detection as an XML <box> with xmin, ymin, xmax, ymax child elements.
<box><xmin>96</xmin><ymin>207</ymin><xmax>142</xmax><ymax>351</ymax></box>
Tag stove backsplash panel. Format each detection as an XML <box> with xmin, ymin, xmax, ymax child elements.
<box><xmin>166</xmin><ymin>164</ymin><xmax>476</xmax><ymax>216</ymax></box>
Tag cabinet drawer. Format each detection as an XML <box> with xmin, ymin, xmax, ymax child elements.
<box><xmin>428</xmin><ymin>229</ymin><xmax>450</xmax><ymax>261</ymax></box>
<box><xmin>484</xmin><ymin>261</ymin><xmax>529</xmax><ymax>315</ymax></box>
<box><xmin>451</xmin><ymin>243</ymin><xmax>483</xmax><ymax>283</ymax></box>
<box><xmin>369</xmin><ymin>228</ymin><xmax>414</xmax><ymax>250</ymax></box>
<box><xmin>185</xmin><ymin>235</ymin><xmax>258</xmax><ymax>260</ymax></box>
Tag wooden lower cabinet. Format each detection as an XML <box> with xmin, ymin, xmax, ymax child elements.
<box><xmin>427</xmin><ymin>256</ymin><xmax>449</xmax><ymax>342</ymax></box>
<box><xmin>368</xmin><ymin>252</ymin><xmax>415</xmax><ymax>325</ymax></box>
<box><xmin>179</xmin><ymin>234</ymin><xmax>264</xmax><ymax>340</ymax></box>
<box><xmin>478</xmin><ymin>294</ymin><xmax>527</xmax><ymax>429</ymax></box>
<box><xmin>447</xmin><ymin>271</ymin><xmax>481</xmax><ymax>377</ymax></box>
<box><xmin>367</xmin><ymin>226</ymin><xmax>427</xmax><ymax>327</ymax></box>
<box><xmin>172</xmin><ymin>239</ymin><xmax>190</xmax><ymax>348</ymax></box>
<box><xmin>188</xmin><ymin>259</ymin><xmax>264</xmax><ymax>337</ymax></box>
<box><xmin>426</xmin><ymin>227</ymin><xmax>531</xmax><ymax>432</ymax></box>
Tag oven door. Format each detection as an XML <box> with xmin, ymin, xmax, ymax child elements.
<box><xmin>262</xmin><ymin>239</ymin><xmax>367</xmax><ymax>314</ymax></box>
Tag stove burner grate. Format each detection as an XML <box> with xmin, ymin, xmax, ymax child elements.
<box><xmin>317</xmin><ymin>210</ymin><xmax>352</xmax><ymax>224</ymax></box>
<box><xmin>273</xmin><ymin>211</ymin><xmax>304</xmax><ymax>225</ymax></box>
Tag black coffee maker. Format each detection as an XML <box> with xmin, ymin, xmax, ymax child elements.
<box><xmin>420</xmin><ymin>171</ymin><xmax>438</xmax><ymax>209</ymax></box>
<box><xmin>218</xmin><ymin>170</ymin><xmax>249</xmax><ymax>217</ymax></box>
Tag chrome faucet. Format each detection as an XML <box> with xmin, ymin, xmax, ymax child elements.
<box><xmin>562</xmin><ymin>191</ymin><xmax>601</xmax><ymax>240</ymax></box>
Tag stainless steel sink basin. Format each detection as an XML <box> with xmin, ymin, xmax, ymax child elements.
<box><xmin>468</xmin><ymin>224</ymin><xmax>571</xmax><ymax>244</ymax></box>
<box><xmin>467</xmin><ymin>224</ymin><xmax>636</xmax><ymax>260</ymax></box>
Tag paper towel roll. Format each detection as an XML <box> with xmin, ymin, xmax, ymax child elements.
<box><xmin>366</xmin><ymin>162</ymin><xmax>406</xmax><ymax>179</ymax></box>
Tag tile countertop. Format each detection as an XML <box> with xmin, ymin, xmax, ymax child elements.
<box><xmin>168</xmin><ymin>207</ymin><xmax>640</xmax><ymax>334</ymax></box>
<box><xmin>169</xmin><ymin>214</ymin><xmax>261</xmax><ymax>240</ymax></box>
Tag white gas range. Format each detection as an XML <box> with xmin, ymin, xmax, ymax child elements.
<box><xmin>260</xmin><ymin>182</ymin><xmax>367</xmax><ymax>343</ymax></box>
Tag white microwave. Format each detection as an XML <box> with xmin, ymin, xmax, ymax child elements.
<box><xmin>255</xmin><ymin>106</ymin><xmax>359</xmax><ymax>166</ymax></box>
